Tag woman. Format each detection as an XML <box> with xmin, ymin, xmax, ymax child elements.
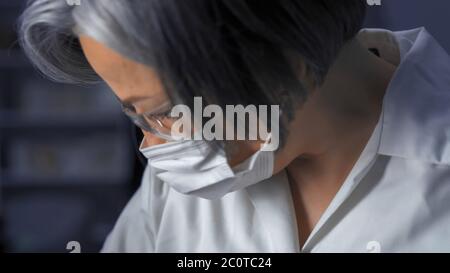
<box><xmin>19</xmin><ymin>0</ymin><xmax>450</xmax><ymax>252</ymax></box>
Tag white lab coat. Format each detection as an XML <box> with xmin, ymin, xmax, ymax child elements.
<box><xmin>101</xmin><ymin>27</ymin><xmax>450</xmax><ymax>253</ymax></box>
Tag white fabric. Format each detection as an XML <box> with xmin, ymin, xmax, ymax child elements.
<box><xmin>101</xmin><ymin>27</ymin><xmax>450</xmax><ymax>253</ymax></box>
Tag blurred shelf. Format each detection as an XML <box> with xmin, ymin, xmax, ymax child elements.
<box><xmin>0</xmin><ymin>111</ymin><xmax>128</xmax><ymax>134</ymax></box>
<box><xmin>0</xmin><ymin>1</ymin><xmax>26</xmax><ymax>8</ymax></box>
<box><xmin>0</xmin><ymin>50</ymin><xmax>31</xmax><ymax>69</ymax></box>
<box><xmin>1</xmin><ymin>175</ymin><xmax>129</xmax><ymax>190</ymax></box>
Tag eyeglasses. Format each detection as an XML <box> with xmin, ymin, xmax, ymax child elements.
<box><xmin>115</xmin><ymin>95</ymin><xmax>177</xmax><ymax>141</ymax></box>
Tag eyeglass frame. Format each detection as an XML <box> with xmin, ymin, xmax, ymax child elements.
<box><xmin>114</xmin><ymin>94</ymin><xmax>176</xmax><ymax>141</ymax></box>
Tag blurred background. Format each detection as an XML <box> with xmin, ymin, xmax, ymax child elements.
<box><xmin>0</xmin><ymin>0</ymin><xmax>449</xmax><ymax>253</ymax></box>
<box><xmin>0</xmin><ymin>0</ymin><xmax>146</xmax><ymax>253</ymax></box>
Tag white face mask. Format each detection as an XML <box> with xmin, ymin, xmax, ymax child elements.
<box><xmin>139</xmin><ymin>139</ymin><xmax>274</xmax><ymax>200</ymax></box>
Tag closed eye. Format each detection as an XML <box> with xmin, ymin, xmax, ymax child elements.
<box><xmin>142</xmin><ymin>101</ymin><xmax>174</xmax><ymax>119</ymax></box>
<box><xmin>147</xmin><ymin>108</ymin><xmax>173</xmax><ymax>119</ymax></box>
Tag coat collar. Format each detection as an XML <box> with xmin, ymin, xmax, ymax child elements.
<box><xmin>361</xmin><ymin>28</ymin><xmax>450</xmax><ymax>165</ymax></box>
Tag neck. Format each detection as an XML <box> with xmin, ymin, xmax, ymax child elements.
<box><xmin>275</xmin><ymin>38</ymin><xmax>396</xmax><ymax>177</ymax></box>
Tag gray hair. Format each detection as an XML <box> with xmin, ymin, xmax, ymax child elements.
<box><xmin>19</xmin><ymin>0</ymin><xmax>367</xmax><ymax>146</ymax></box>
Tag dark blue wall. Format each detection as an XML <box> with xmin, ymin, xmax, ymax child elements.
<box><xmin>365</xmin><ymin>0</ymin><xmax>450</xmax><ymax>51</ymax></box>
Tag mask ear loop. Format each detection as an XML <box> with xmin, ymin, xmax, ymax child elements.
<box><xmin>130</xmin><ymin>123</ymin><xmax>148</xmax><ymax>167</ymax></box>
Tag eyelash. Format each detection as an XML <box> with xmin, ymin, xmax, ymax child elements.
<box><xmin>145</xmin><ymin>108</ymin><xmax>173</xmax><ymax>119</ymax></box>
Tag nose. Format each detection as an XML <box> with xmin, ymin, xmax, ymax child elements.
<box><xmin>141</xmin><ymin>130</ymin><xmax>167</xmax><ymax>149</ymax></box>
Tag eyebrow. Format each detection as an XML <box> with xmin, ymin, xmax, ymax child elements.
<box><xmin>112</xmin><ymin>93</ymin><xmax>154</xmax><ymax>105</ymax></box>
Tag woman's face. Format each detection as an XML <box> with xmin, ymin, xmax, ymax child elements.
<box><xmin>79</xmin><ymin>35</ymin><xmax>263</xmax><ymax>165</ymax></box>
